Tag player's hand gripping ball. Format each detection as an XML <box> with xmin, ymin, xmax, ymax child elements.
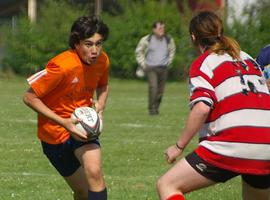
<box><xmin>71</xmin><ymin>107</ymin><xmax>103</xmax><ymax>141</ymax></box>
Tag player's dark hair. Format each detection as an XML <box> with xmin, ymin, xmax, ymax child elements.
<box><xmin>189</xmin><ymin>11</ymin><xmax>240</xmax><ymax>59</ymax></box>
<box><xmin>69</xmin><ymin>15</ymin><xmax>109</xmax><ymax>49</ymax></box>
<box><xmin>152</xmin><ymin>20</ymin><xmax>165</xmax><ymax>29</ymax></box>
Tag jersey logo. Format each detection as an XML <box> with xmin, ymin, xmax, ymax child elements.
<box><xmin>195</xmin><ymin>163</ymin><xmax>207</xmax><ymax>172</ymax></box>
<box><xmin>71</xmin><ymin>77</ymin><xmax>79</xmax><ymax>84</ymax></box>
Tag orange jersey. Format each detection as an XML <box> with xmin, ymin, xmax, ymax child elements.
<box><xmin>27</xmin><ymin>50</ymin><xmax>109</xmax><ymax>144</ymax></box>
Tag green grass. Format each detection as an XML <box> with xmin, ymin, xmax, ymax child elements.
<box><xmin>0</xmin><ymin>76</ymin><xmax>241</xmax><ymax>200</ymax></box>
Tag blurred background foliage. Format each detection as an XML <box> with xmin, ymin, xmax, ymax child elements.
<box><xmin>1</xmin><ymin>0</ymin><xmax>270</xmax><ymax>80</ymax></box>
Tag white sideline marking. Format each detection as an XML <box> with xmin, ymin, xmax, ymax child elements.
<box><xmin>13</xmin><ymin>119</ymin><xmax>37</xmax><ymax>123</ymax></box>
<box><xmin>119</xmin><ymin>123</ymin><xmax>172</xmax><ymax>129</ymax></box>
<box><xmin>0</xmin><ymin>172</ymin><xmax>57</xmax><ymax>177</ymax></box>
<box><xmin>0</xmin><ymin>172</ymin><xmax>158</xmax><ymax>180</ymax></box>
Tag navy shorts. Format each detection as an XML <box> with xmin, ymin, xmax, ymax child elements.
<box><xmin>41</xmin><ymin>137</ymin><xmax>100</xmax><ymax>177</ymax></box>
<box><xmin>186</xmin><ymin>152</ymin><xmax>270</xmax><ymax>189</ymax></box>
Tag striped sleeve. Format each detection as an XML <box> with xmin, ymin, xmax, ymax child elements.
<box><xmin>189</xmin><ymin>55</ymin><xmax>217</xmax><ymax>109</ymax></box>
<box><xmin>27</xmin><ymin>62</ymin><xmax>63</xmax><ymax>97</ymax></box>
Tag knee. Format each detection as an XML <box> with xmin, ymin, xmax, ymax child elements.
<box><xmin>156</xmin><ymin>176</ymin><xmax>168</xmax><ymax>194</ymax></box>
<box><xmin>84</xmin><ymin>165</ymin><xmax>103</xmax><ymax>182</ymax></box>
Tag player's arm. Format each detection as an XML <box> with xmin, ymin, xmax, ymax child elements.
<box><xmin>95</xmin><ymin>84</ymin><xmax>109</xmax><ymax>119</ymax></box>
<box><xmin>23</xmin><ymin>88</ymin><xmax>87</xmax><ymax>141</ymax></box>
<box><xmin>165</xmin><ymin>102</ymin><xmax>210</xmax><ymax>164</ymax></box>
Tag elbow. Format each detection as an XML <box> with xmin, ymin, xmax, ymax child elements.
<box><xmin>23</xmin><ymin>93</ymin><xmax>30</xmax><ymax>106</ymax></box>
<box><xmin>194</xmin><ymin>102</ymin><xmax>211</xmax><ymax>116</ymax></box>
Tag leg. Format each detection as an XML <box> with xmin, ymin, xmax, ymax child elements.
<box><xmin>146</xmin><ymin>67</ymin><xmax>158</xmax><ymax>114</ymax></box>
<box><xmin>74</xmin><ymin>143</ymin><xmax>107</xmax><ymax>199</ymax></box>
<box><xmin>64</xmin><ymin>167</ymin><xmax>88</xmax><ymax>200</ymax></box>
<box><xmin>156</xmin><ymin>67</ymin><xmax>168</xmax><ymax>111</ymax></box>
<box><xmin>157</xmin><ymin>158</ymin><xmax>215</xmax><ymax>200</ymax></box>
<box><xmin>41</xmin><ymin>141</ymin><xmax>89</xmax><ymax>200</ymax></box>
<box><xmin>242</xmin><ymin>177</ymin><xmax>270</xmax><ymax>200</ymax></box>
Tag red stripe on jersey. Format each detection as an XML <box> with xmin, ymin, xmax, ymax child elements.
<box><xmin>208</xmin><ymin>92</ymin><xmax>270</xmax><ymax>121</ymax></box>
<box><xmin>189</xmin><ymin>52</ymin><xmax>210</xmax><ymax>78</ymax></box>
<box><xmin>195</xmin><ymin>146</ymin><xmax>270</xmax><ymax>175</ymax></box>
<box><xmin>190</xmin><ymin>88</ymin><xmax>216</xmax><ymax>102</ymax></box>
<box><xmin>206</xmin><ymin>127</ymin><xmax>270</xmax><ymax>143</ymax></box>
<box><xmin>211</xmin><ymin>60</ymin><xmax>262</xmax><ymax>88</ymax></box>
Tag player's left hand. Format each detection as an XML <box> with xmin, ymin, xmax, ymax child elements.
<box><xmin>164</xmin><ymin>145</ymin><xmax>183</xmax><ymax>164</ymax></box>
<box><xmin>90</xmin><ymin>98</ymin><xmax>104</xmax><ymax>119</ymax></box>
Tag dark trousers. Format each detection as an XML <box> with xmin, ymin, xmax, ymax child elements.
<box><xmin>146</xmin><ymin>66</ymin><xmax>168</xmax><ymax>114</ymax></box>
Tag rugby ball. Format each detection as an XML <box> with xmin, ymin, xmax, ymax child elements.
<box><xmin>71</xmin><ymin>107</ymin><xmax>102</xmax><ymax>140</ymax></box>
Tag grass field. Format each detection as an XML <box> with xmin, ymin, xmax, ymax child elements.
<box><xmin>0</xmin><ymin>76</ymin><xmax>241</xmax><ymax>200</ymax></box>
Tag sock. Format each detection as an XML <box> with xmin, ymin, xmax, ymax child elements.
<box><xmin>88</xmin><ymin>188</ymin><xmax>107</xmax><ymax>200</ymax></box>
<box><xmin>167</xmin><ymin>194</ymin><xmax>185</xmax><ymax>200</ymax></box>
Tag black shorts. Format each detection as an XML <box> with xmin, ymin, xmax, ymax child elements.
<box><xmin>41</xmin><ymin>137</ymin><xmax>100</xmax><ymax>177</ymax></box>
<box><xmin>186</xmin><ymin>152</ymin><xmax>270</xmax><ymax>189</ymax></box>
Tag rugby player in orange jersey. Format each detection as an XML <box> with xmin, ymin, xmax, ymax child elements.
<box><xmin>23</xmin><ymin>16</ymin><xmax>110</xmax><ymax>200</ymax></box>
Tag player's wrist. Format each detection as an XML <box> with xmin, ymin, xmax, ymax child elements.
<box><xmin>175</xmin><ymin>142</ymin><xmax>185</xmax><ymax>151</ymax></box>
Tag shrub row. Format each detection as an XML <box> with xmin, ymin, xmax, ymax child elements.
<box><xmin>1</xmin><ymin>0</ymin><xmax>270</xmax><ymax>80</ymax></box>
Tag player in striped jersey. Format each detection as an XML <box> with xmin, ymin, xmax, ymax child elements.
<box><xmin>157</xmin><ymin>11</ymin><xmax>270</xmax><ymax>200</ymax></box>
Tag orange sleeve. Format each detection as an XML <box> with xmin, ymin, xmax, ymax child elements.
<box><xmin>27</xmin><ymin>62</ymin><xmax>64</xmax><ymax>97</ymax></box>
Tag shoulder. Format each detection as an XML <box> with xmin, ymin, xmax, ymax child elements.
<box><xmin>49</xmin><ymin>50</ymin><xmax>80</xmax><ymax>69</ymax></box>
<box><xmin>189</xmin><ymin>51</ymin><xmax>210</xmax><ymax>77</ymax></box>
<box><xmin>191</xmin><ymin>51</ymin><xmax>209</xmax><ymax>69</ymax></box>
<box><xmin>190</xmin><ymin>51</ymin><xmax>235</xmax><ymax>78</ymax></box>
<box><xmin>240</xmin><ymin>51</ymin><xmax>254</xmax><ymax>60</ymax></box>
<box><xmin>96</xmin><ymin>51</ymin><xmax>110</xmax><ymax>67</ymax></box>
<box><xmin>140</xmin><ymin>34</ymin><xmax>151</xmax><ymax>42</ymax></box>
<box><xmin>257</xmin><ymin>45</ymin><xmax>270</xmax><ymax>66</ymax></box>
<box><xmin>259</xmin><ymin>44</ymin><xmax>270</xmax><ymax>54</ymax></box>
<box><xmin>165</xmin><ymin>35</ymin><xmax>173</xmax><ymax>43</ymax></box>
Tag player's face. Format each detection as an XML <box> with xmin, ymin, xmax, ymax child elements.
<box><xmin>75</xmin><ymin>33</ymin><xmax>103</xmax><ymax>65</ymax></box>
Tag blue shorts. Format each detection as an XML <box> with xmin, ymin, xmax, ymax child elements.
<box><xmin>41</xmin><ymin>137</ymin><xmax>100</xmax><ymax>177</ymax></box>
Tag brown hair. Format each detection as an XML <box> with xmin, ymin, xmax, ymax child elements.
<box><xmin>69</xmin><ymin>15</ymin><xmax>109</xmax><ymax>49</ymax></box>
<box><xmin>189</xmin><ymin>11</ymin><xmax>240</xmax><ymax>59</ymax></box>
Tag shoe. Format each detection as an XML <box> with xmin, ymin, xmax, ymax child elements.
<box><xmin>149</xmin><ymin>110</ymin><xmax>159</xmax><ymax>115</ymax></box>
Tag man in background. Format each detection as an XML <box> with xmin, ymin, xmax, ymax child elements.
<box><xmin>135</xmin><ymin>21</ymin><xmax>176</xmax><ymax>115</ymax></box>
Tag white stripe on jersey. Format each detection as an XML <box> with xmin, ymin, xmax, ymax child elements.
<box><xmin>190</xmin><ymin>76</ymin><xmax>214</xmax><ymax>93</ymax></box>
<box><xmin>205</xmin><ymin>109</ymin><xmax>270</xmax><ymax>135</ymax></box>
<box><xmin>27</xmin><ymin>69</ymin><xmax>47</xmax><ymax>85</ymax></box>
<box><xmin>200</xmin><ymin>53</ymin><xmax>233</xmax><ymax>78</ymax></box>
<box><xmin>200</xmin><ymin>140</ymin><xmax>270</xmax><ymax>160</ymax></box>
<box><xmin>190</xmin><ymin>97</ymin><xmax>213</xmax><ymax>108</ymax></box>
<box><xmin>215</xmin><ymin>75</ymin><xmax>269</xmax><ymax>101</ymax></box>
<box><xmin>199</xmin><ymin>51</ymin><xmax>255</xmax><ymax>79</ymax></box>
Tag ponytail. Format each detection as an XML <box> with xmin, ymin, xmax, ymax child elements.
<box><xmin>210</xmin><ymin>36</ymin><xmax>241</xmax><ymax>60</ymax></box>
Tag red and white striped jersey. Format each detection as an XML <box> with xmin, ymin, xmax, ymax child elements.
<box><xmin>190</xmin><ymin>50</ymin><xmax>270</xmax><ymax>175</ymax></box>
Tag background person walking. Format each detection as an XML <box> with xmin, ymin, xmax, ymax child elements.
<box><xmin>135</xmin><ymin>21</ymin><xmax>176</xmax><ymax>115</ymax></box>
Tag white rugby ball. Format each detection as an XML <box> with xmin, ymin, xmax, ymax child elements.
<box><xmin>71</xmin><ymin>107</ymin><xmax>102</xmax><ymax>140</ymax></box>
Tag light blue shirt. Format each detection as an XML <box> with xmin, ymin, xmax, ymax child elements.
<box><xmin>145</xmin><ymin>35</ymin><xmax>169</xmax><ymax>67</ymax></box>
